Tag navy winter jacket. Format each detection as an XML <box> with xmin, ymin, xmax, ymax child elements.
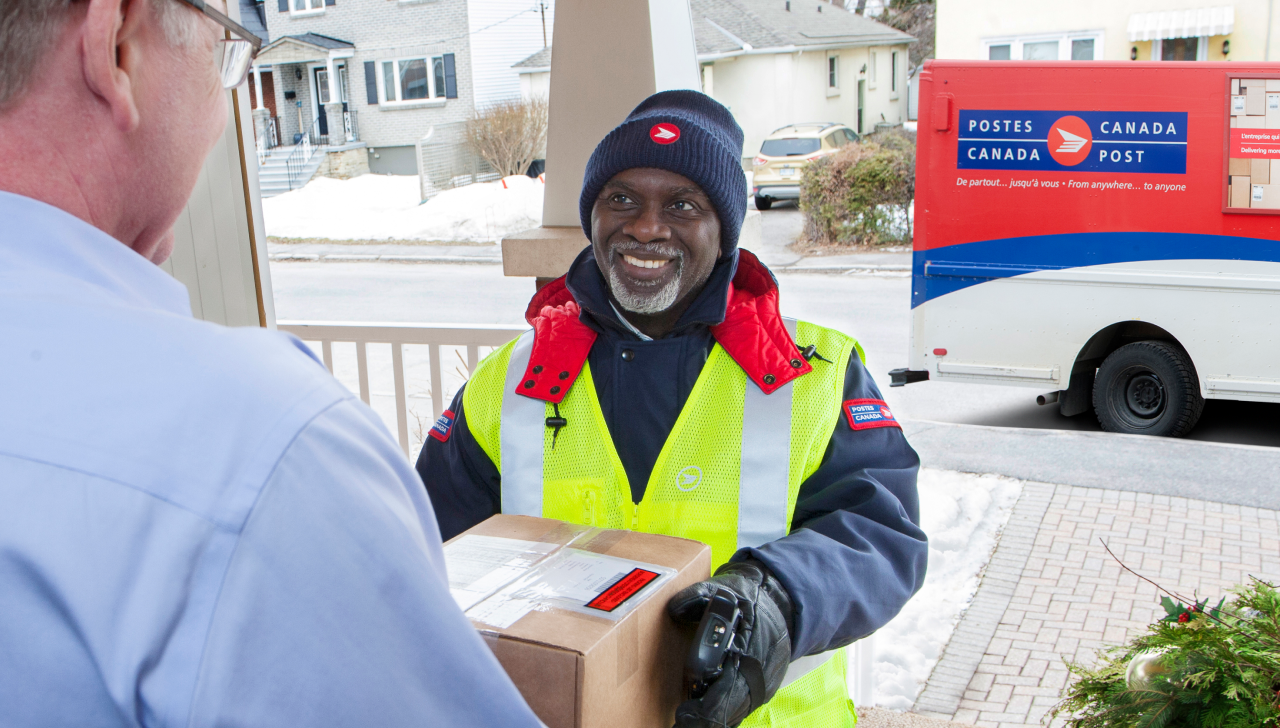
<box><xmin>416</xmin><ymin>247</ymin><xmax>928</xmax><ymax>658</ymax></box>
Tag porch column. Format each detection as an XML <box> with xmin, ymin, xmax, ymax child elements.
<box><xmin>252</xmin><ymin>65</ymin><xmax>265</xmax><ymax>110</ymax></box>
<box><xmin>251</xmin><ymin>66</ymin><xmax>272</xmax><ymax>150</ymax></box>
<box><xmin>324</xmin><ymin>54</ymin><xmax>346</xmax><ymax>144</ymax></box>
<box><xmin>500</xmin><ymin>0</ymin><xmax>700</xmax><ymax>283</ymax></box>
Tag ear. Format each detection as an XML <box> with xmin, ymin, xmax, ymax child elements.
<box><xmin>81</xmin><ymin>0</ymin><xmax>144</xmax><ymax>132</ymax></box>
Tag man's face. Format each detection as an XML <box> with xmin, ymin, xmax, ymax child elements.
<box><xmin>131</xmin><ymin>1</ymin><xmax>229</xmax><ymax>261</ymax></box>
<box><xmin>590</xmin><ymin>168</ymin><xmax>722</xmax><ymax>315</ymax></box>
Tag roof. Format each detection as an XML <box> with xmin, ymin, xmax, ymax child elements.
<box><xmin>238</xmin><ymin>0</ymin><xmax>267</xmax><ymax>43</ymax></box>
<box><xmin>255</xmin><ymin>33</ymin><xmax>355</xmax><ymax>65</ymax></box>
<box><xmin>692</xmin><ymin>0</ymin><xmax>913</xmax><ymax>55</ymax></box>
<box><xmin>513</xmin><ymin>46</ymin><xmax>552</xmax><ymax>70</ymax></box>
<box><xmin>512</xmin><ymin>1</ymin><xmax>911</xmax><ymax>71</ymax></box>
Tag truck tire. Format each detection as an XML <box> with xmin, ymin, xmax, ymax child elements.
<box><xmin>1092</xmin><ymin>341</ymin><xmax>1204</xmax><ymax>437</ymax></box>
<box><xmin>754</xmin><ymin>195</ymin><xmax>773</xmax><ymax>211</ymax></box>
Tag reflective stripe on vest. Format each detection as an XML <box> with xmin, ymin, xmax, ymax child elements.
<box><xmin>736</xmin><ymin>318</ymin><xmax>797</xmax><ymax>551</ymax></box>
<box><xmin>500</xmin><ymin>330</ymin><xmax>543</xmax><ymax>516</ymax></box>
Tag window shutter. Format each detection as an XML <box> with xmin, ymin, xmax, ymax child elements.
<box><xmin>278</xmin><ymin>0</ymin><xmax>288</xmax><ymax>11</ymax></box>
<box><xmin>443</xmin><ymin>53</ymin><xmax>458</xmax><ymax>99</ymax></box>
<box><xmin>364</xmin><ymin>61</ymin><xmax>378</xmax><ymax>105</ymax></box>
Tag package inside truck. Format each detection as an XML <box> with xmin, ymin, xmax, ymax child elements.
<box><xmin>906</xmin><ymin>61</ymin><xmax>1280</xmax><ymax>437</ymax></box>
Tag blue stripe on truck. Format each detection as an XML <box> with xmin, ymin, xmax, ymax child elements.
<box><xmin>913</xmin><ymin>231</ymin><xmax>1280</xmax><ymax>308</ymax></box>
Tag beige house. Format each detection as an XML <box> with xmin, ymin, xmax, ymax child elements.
<box><xmin>515</xmin><ymin>0</ymin><xmax>912</xmax><ymax>165</ymax></box>
<box><xmin>936</xmin><ymin>2</ymin><xmax>1273</xmax><ymax>63</ymax></box>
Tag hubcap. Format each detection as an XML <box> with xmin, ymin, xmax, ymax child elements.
<box><xmin>1124</xmin><ymin>371</ymin><xmax>1165</xmax><ymax>419</ymax></box>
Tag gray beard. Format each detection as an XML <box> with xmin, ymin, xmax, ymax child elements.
<box><xmin>607</xmin><ymin>242</ymin><xmax>685</xmax><ymax>315</ymax></box>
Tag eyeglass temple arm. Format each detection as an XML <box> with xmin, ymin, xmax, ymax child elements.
<box><xmin>177</xmin><ymin>0</ymin><xmax>264</xmax><ymax>53</ymax></box>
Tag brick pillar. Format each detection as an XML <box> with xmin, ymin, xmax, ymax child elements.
<box><xmin>325</xmin><ymin>102</ymin><xmax>347</xmax><ymax>143</ymax></box>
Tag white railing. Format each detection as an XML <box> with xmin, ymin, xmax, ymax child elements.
<box><xmin>277</xmin><ymin>322</ymin><xmax>526</xmax><ymax>456</ymax></box>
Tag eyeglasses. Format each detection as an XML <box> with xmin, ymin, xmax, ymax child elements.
<box><xmin>174</xmin><ymin>0</ymin><xmax>264</xmax><ymax>89</ymax></box>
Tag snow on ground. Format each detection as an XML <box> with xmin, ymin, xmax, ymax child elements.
<box><xmin>871</xmin><ymin>469</ymin><xmax>1023</xmax><ymax>709</ymax></box>
<box><xmin>263</xmin><ymin>174</ymin><xmax>543</xmax><ymax>243</ymax></box>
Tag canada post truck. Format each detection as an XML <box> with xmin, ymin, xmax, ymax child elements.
<box><xmin>893</xmin><ymin>61</ymin><xmax>1280</xmax><ymax>437</ymax></box>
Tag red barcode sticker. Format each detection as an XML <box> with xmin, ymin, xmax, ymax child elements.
<box><xmin>585</xmin><ymin>568</ymin><xmax>660</xmax><ymax>612</ymax></box>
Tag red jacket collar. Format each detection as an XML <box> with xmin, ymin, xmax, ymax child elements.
<box><xmin>515</xmin><ymin>249</ymin><xmax>810</xmax><ymax>403</ymax></box>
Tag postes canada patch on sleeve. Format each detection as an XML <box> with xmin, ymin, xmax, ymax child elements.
<box><xmin>843</xmin><ymin>399</ymin><xmax>900</xmax><ymax>431</ymax></box>
<box><xmin>429</xmin><ymin>409</ymin><xmax>456</xmax><ymax>442</ymax></box>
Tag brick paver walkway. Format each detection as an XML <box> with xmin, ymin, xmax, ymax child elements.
<box><xmin>914</xmin><ymin>483</ymin><xmax>1280</xmax><ymax>728</ymax></box>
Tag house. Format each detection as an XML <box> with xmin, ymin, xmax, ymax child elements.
<box><xmin>937</xmin><ymin>1</ymin><xmax>1246</xmax><ymax>63</ymax></box>
<box><xmin>246</xmin><ymin>0</ymin><xmax>553</xmax><ymax>184</ymax></box>
<box><xmin>513</xmin><ymin>0</ymin><xmax>912</xmax><ymax>164</ymax></box>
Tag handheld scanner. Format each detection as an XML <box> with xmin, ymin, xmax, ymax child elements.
<box><xmin>685</xmin><ymin>587</ymin><xmax>742</xmax><ymax>696</ymax></box>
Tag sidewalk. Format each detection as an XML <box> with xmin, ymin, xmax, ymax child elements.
<box><xmin>893</xmin><ymin>423</ymin><xmax>1280</xmax><ymax>727</ymax></box>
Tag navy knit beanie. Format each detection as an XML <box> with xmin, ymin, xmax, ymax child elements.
<box><xmin>579</xmin><ymin>90</ymin><xmax>747</xmax><ymax>254</ymax></box>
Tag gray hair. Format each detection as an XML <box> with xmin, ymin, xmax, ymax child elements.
<box><xmin>0</xmin><ymin>0</ymin><xmax>204</xmax><ymax>111</ymax></box>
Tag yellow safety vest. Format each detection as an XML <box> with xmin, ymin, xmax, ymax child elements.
<box><xmin>464</xmin><ymin>319</ymin><xmax>865</xmax><ymax>728</ymax></box>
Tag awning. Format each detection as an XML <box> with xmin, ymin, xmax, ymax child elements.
<box><xmin>1127</xmin><ymin>6</ymin><xmax>1234</xmax><ymax>42</ymax></box>
<box><xmin>255</xmin><ymin>33</ymin><xmax>354</xmax><ymax>66</ymax></box>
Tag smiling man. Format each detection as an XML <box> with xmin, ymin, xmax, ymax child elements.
<box><xmin>417</xmin><ymin>91</ymin><xmax>928</xmax><ymax>728</ymax></box>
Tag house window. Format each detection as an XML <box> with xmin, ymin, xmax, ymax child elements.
<box><xmin>291</xmin><ymin>0</ymin><xmax>324</xmax><ymax>15</ymax></box>
<box><xmin>1158</xmin><ymin>37</ymin><xmax>1203</xmax><ymax>61</ymax></box>
<box><xmin>1071</xmin><ymin>39</ymin><xmax>1095</xmax><ymax>60</ymax></box>
<box><xmin>828</xmin><ymin>55</ymin><xmax>838</xmax><ymax>88</ymax></box>
<box><xmin>379</xmin><ymin>56</ymin><xmax>446</xmax><ymax>104</ymax></box>
<box><xmin>985</xmin><ymin>33</ymin><xmax>1104</xmax><ymax>61</ymax></box>
<box><xmin>891</xmin><ymin>51</ymin><xmax>898</xmax><ymax>93</ymax></box>
<box><xmin>869</xmin><ymin>51</ymin><xmax>877</xmax><ymax>88</ymax></box>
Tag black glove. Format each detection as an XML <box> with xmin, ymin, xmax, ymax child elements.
<box><xmin>666</xmin><ymin>559</ymin><xmax>794</xmax><ymax>728</ymax></box>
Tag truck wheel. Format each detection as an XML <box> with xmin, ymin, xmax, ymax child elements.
<box><xmin>754</xmin><ymin>195</ymin><xmax>773</xmax><ymax>211</ymax></box>
<box><xmin>1092</xmin><ymin>341</ymin><xmax>1203</xmax><ymax>437</ymax></box>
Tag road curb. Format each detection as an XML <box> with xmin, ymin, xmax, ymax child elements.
<box><xmin>902</xmin><ymin>419</ymin><xmax>1280</xmax><ymax>510</ymax></box>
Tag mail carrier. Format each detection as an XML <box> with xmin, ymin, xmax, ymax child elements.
<box><xmin>893</xmin><ymin>61</ymin><xmax>1280</xmax><ymax>437</ymax></box>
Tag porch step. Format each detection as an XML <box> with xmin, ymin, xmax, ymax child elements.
<box><xmin>257</xmin><ymin>144</ymin><xmax>327</xmax><ymax>198</ymax></box>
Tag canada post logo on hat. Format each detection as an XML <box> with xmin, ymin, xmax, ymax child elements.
<box><xmin>650</xmin><ymin>123</ymin><xmax>680</xmax><ymax>145</ymax></box>
<box><xmin>957</xmin><ymin>110</ymin><xmax>1187</xmax><ymax>174</ymax></box>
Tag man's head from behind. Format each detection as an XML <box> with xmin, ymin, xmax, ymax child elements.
<box><xmin>0</xmin><ymin>0</ymin><xmax>230</xmax><ymax>262</ymax></box>
<box><xmin>581</xmin><ymin>91</ymin><xmax>746</xmax><ymax>321</ymax></box>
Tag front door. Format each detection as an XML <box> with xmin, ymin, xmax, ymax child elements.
<box><xmin>314</xmin><ymin>67</ymin><xmax>330</xmax><ymax>136</ymax></box>
<box><xmin>857</xmin><ymin>80</ymin><xmax>866</xmax><ymax>135</ymax></box>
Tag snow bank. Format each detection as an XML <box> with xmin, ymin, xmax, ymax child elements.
<box><xmin>262</xmin><ymin>174</ymin><xmax>543</xmax><ymax>243</ymax></box>
<box><xmin>871</xmin><ymin>469</ymin><xmax>1023</xmax><ymax>709</ymax></box>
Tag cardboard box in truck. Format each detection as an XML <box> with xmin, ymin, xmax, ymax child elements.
<box><xmin>444</xmin><ymin>515</ymin><xmax>711</xmax><ymax>728</ymax></box>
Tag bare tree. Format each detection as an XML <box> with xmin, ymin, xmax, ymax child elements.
<box><xmin>463</xmin><ymin>97</ymin><xmax>549</xmax><ymax>178</ymax></box>
<box><xmin>880</xmin><ymin>0</ymin><xmax>935</xmax><ymax>74</ymax></box>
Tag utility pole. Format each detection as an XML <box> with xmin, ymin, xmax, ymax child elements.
<box><xmin>540</xmin><ymin>2</ymin><xmax>548</xmax><ymax>48</ymax></box>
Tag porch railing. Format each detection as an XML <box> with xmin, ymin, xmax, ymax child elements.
<box><xmin>284</xmin><ymin>117</ymin><xmax>322</xmax><ymax>191</ymax></box>
<box><xmin>343</xmin><ymin>109</ymin><xmax>359</xmax><ymax>143</ymax></box>
<box><xmin>276</xmin><ymin>321</ymin><xmax>526</xmax><ymax>456</ymax></box>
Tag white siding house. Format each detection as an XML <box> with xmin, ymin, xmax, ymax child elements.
<box><xmin>515</xmin><ymin>0</ymin><xmax>912</xmax><ymax>164</ymax></box>
<box><xmin>468</xmin><ymin>0</ymin><xmax>555</xmax><ymax>109</ymax></box>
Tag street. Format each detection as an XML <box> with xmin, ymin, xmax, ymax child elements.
<box><xmin>269</xmin><ymin>221</ymin><xmax>1280</xmax><ymax>450</ymax></box>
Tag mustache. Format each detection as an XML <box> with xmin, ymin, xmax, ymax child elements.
<box><xmin>609</xmin><ymin>240</ymin><xmax>685</xmax><ymax>260</ymax></box>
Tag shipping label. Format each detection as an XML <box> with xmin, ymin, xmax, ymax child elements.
<box><xmin>957</xmin><ymin>110</ymin><xmax>1188</xmax><ymax>174</ymax></box>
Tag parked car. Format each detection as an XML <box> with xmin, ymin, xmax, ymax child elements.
<box><xmin>751</xmin><ymin>122</ymin><xmax>860</xmax><ymax>210</ymax></box>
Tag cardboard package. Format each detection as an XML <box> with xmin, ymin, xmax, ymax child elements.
<box><xmin>1233</xmin><ymin>78</ymin><xmax>1241</xmax><ymax>95</ymax></box>
<box><xmin>1269</xmin><ymin>159</ymin><xmax>1280</xmax><ymax>182</ymax></box>
<box><xmin>445</xmin><ymin>515</ymin><xmax>712</xmax><ymax>728</ymax></box>
<box><xmin>1237</xmin><ymin>114</ymin><xmax>1267</xmax><ymax>129</ymax></box>
<box><xmin>1249</xmin><ymin>86</ymin><xmax>1267</xmax><ymax>115</ymax></box>
<box><xmin>1269</xmin><ymin>95</ymin><xmax>1280</xmax><ymax>128</ymax></box>
<box><xmin>1253</xmin><ymin>184</ymin><xmax>1280</xmax><ymax>209</ymax></box>
<box><xmin>1243</xmin><ymin>78</ymin><xmax>1268</xmax><ymax>87</ymax></box>
<box><xmin>1268</xmin><ymin>79</ymin><xmax>1280</xmax><ymax>92</ymax></box>
<box><xmin>1252</xmin><ymin>158</ymin><xmax>1271</xmax><ymax>184</ymax></box>
<box><xmin>1231</xmin><ymin>175</ymin><xmax>1252</xmax><ymax>207</ymax></box>
<box><xmin>1230</xmin><ymin>157</ymin><xmax>1251</xmax><ymax>176</ymax></box>
<box><xmin>1232</xmin><ymin>94</ymin><xmax>1248</xmax><ymax>115</ymax></box>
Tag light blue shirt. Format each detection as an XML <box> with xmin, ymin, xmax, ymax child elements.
<box><xmin>0</xmin><ymin>192</ymin><xmax>542</xmax><ymax>727</ymax></box>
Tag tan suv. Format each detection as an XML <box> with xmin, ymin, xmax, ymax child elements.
<box><xmin>751</xmin><ymin>123</ymin><xmax>860</xmax><ymax>210</ymax></box>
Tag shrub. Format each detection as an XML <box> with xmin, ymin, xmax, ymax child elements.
<box><xmin>798</xmin><ymin>128</ymin><xmax>916</xmax><ymax>246</ymax></box>
<box><xmin>463</xmin><ymin>97</ymin><xmax>549</xmax><ymax>177</ymax></box>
